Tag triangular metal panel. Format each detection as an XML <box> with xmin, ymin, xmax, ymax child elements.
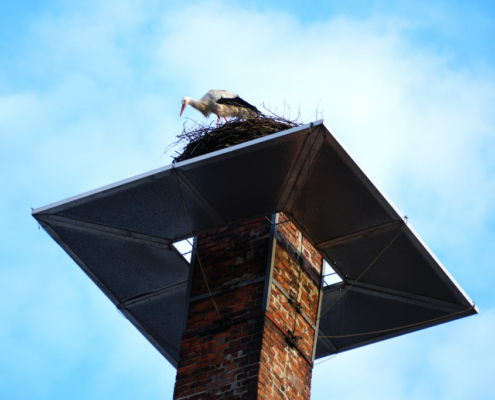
<box><xmin>33</xmin><ymin>120</ymin><xmax>477</xmax><ymax>365</ymax></box>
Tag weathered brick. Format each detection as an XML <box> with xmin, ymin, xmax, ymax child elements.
<box><xmin>174</xmin><ymin>214</ymin><xmax>322</xmax><ymax>400</ymax></box>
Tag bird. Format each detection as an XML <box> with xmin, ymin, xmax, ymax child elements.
<box><xmin>180</xmin><ymin>90</ymin><xmax>260</xmax><ymax>125</ymax></box>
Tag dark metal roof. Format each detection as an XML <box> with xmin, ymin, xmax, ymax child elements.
<box><xmin>32</xmin><ymin>120</ymin><xmax>477</xmax><ymax>367</ymax></box>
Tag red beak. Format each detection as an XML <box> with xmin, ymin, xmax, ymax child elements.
<box><xmin>180</xmin><ymin>103</ymin><xmax>186</xmax><ymax>116</ymax></box>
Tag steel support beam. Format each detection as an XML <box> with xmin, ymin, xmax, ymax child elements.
<box><xmin>276</xmin><ymin>124</ymin><xmax>325</xmax><ymax>212</ymax></box>
<box><xmin>316</xmin><ymin>220</ymin><xmax>403</xmax><ymax>249</ymax></box>
<box><xmin>37</xmin><ymin>214</ymin><xmax>171</xmax><ymax>249</ymax></box>
<box><xmin>174</xmin><ymin>169</ymin><xmax>227</xmax><ymax>227</ymax></box>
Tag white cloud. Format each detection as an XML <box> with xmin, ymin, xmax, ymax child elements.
<box><xmin>156</xmin><ymin>1</ymin><xmax>495</xmax><ymax>280</ymax></box>
<box><xmin>1</xmin><ymin>1</ymin><xmax>494</xmax><ymax>399</ymax></box>
<box><xmin>432</xmin><ymin>311</ymin><xmax>495</xmax><ymax>400</ymax></box>
<box><xmin>313</xmin><ymin>309</ymin><xmax>495</xmax><ymax>400</ymax></box>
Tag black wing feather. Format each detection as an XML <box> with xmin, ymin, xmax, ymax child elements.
<box><xmin>217</xmin><ymin>96</ymin><xmax>260</xmax><ymax>114</ymax></box>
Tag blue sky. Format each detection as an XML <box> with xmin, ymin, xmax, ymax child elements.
<box><xmin>1</xmin><ymin>0</ymin><xmax>494</xmax><ymax>399</ymax></box>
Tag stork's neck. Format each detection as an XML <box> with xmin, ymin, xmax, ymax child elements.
<box><xmin>188</xmin><ymin>98</ymin><xmax>209</xmax><ymax>117</ymax></box>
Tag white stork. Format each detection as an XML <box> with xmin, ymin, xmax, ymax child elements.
<box><xmin>180</xmin><ymin>90</ymin><xmax>260</xmax><ymax>125</ymax></box>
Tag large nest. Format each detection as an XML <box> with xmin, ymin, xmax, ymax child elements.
<box><xmin>171</xmin><ymin>112</ymin><xmax>301</xmax><ymax>163</ymax></box>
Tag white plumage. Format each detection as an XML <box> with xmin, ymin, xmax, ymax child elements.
<box><xmin>180</xmin><ymin>90</ymin><xmax>259</xmax><ymax>125</ymax></box>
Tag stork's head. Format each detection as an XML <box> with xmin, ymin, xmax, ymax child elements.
<box><xmin>180</xmin><ymin>97</ymin><xmax>191</xmax><ymax>116</ymax></box>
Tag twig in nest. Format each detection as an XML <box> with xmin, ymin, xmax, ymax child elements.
<box><xmin>169</xmin><ymin>110</ymin><xmax>301</xmax><ymax>164</ymax></box>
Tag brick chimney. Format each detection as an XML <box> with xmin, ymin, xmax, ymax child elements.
<box><xmin>173</xmin><ymin>213</ymin><xmax>323</xmax><ymax>399</ymax></box>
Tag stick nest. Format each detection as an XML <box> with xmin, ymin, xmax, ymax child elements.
<box><xmin>171</xmin><ymin>113</ymin><xmax>301</xmax><ymax>163</ymax></box>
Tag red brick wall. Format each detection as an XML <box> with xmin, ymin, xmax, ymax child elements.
<box><xmin>173</xmin><ymin>214</ymin><xmax>323</xmax><ymax>400</ymax></box>
<box><xmin>260</xmin><ymin>213</ymin><xmax>323</xmax><ymax>399</ymax></box>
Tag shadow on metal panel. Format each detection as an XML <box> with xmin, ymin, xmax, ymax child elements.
<box><xmin>32</xmin><ymin>120</ymin><xmax>477</xmax><ymax>366</ymax></box>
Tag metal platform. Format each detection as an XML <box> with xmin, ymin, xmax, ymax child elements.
<box><xmin>32</xmin><ymin>120</ymin><xmax>477</xmax><ymax>367</ymax></box>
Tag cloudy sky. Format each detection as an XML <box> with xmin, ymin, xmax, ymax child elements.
<box><xmin>1</xmin><ymin>0</ymin><xmax>494</xmax><ymax>399</ymax></box>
